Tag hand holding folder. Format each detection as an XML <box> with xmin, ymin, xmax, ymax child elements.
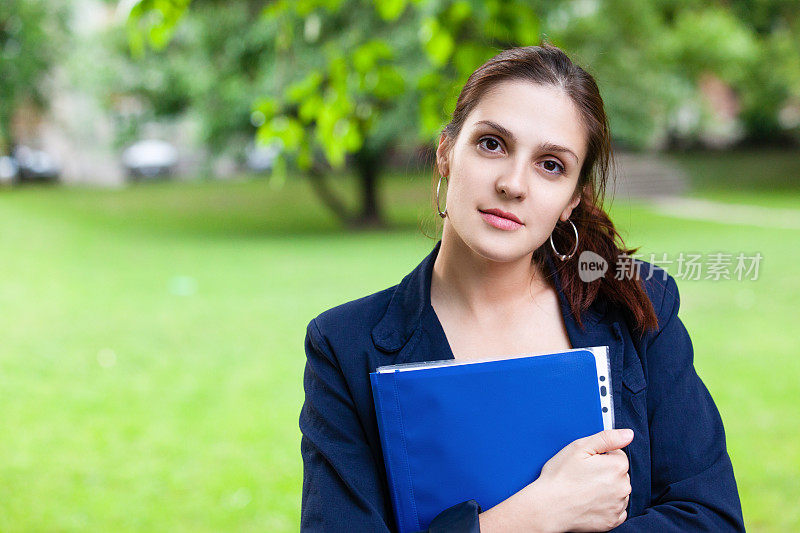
<box><xmin>370</xmin><ymin>346</ymin><xmax>617</xmax><ymax>533</ymax></box>
<box><xmin>476</xmin><ymin>427</ymin><xmax>634</xmax><ymax>533</ymax></box>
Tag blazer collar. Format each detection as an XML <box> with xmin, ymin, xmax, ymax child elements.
<box><xmin>371</xmin><ymin>239</ymin><xmax>610</xmax><ymax>355</ymax></box>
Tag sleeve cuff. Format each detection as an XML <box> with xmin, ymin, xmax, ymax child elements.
<box><xmin>425</xmin><ymin>499</ymin><xmax>482</xmax><ymax>533</ymax></box>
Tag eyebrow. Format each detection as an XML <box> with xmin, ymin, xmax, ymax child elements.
<box><xmin>472</xmin><ymin>120</ymin><xmax>580</xmax><ymax>164</ymax></box>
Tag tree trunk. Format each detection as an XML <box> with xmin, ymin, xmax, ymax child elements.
<box><xmin>306</xmin><ymin>166</ymin><xmax>352</xmax><ymax>223</ymax></box>
<box><xmin>350</xmin><ymin>145</ymin><xmax>386</xmax><ymax>229</ymax></box>
<box><xmin>303</xmin><ymin>143</ymin><xmax>388</xmax><ymax>229</ymax></box>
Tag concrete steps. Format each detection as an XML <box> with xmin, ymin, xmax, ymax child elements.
<box><xmin>607</xmin><ymin>152</ymin><xmax>689</xmax><ymax>200</ymax></box>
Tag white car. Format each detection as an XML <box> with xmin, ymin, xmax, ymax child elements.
<box><xmin>122</xmin><ymin>139</ymin><xmax>178</xmax><ymax>179</ymax></box>
<box><xmin>245</xmin><ymin>140</ymin><xmax>281</xmax><ymax>173</ymax></box>
<box><xmin>3</xmin><ymin>146</ymin><xmax>60</xmax><ymax>184</ymax></box>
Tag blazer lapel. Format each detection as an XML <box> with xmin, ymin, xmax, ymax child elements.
<box><xmin>370</xmin><ymin>241</ymin><xmax>439</xmax><ymax>354</ymax></box>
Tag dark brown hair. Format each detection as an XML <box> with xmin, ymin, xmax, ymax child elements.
<box><xmin>429</xmin><ymin>40</ymin><xmax>659</xmax><ymax>337</ymax></box>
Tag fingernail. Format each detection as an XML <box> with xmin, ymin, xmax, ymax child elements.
<box><xmin>622</xmin><ymin>429</ymin><xmax>634</xmax><ymax>440</ymax></box>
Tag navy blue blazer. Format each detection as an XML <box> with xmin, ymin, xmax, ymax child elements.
<box><xmin>299</xmin><ymin>239</ymin><xmax>745</xmax><ymax>532</ymax></box>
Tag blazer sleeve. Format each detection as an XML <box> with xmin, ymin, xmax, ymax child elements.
<box><xmin>611</xmin><ymin>275</ymin><xmax>745</xmax><ymax>531</ymax></box>
<box><xmin>299</xmin><ymin>318</ymin><xmax>482</xmax><ymax>532</ymax></box>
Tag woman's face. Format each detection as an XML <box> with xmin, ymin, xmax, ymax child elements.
<box><xmin>437</xmin><ymin>80</ymin><xmax>588</xmax><ymax>263</ymax></box>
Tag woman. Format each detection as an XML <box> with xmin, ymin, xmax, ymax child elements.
<box><xmin>299</xmin><ymin>43</ymin><xmax>745</xmax><ymax>532</ymax></box>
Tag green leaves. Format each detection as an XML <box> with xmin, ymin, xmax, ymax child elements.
<box><xmin>419</xmin><ymin>17</ymin><xmax>454</xmax><ymax>67</ymax></box>
<box><xmin>668</xmin><ymin>6</ymin><xmax>759</xmax><ymax>81</ymax></box>
<box><xmin>372</xmin><ymin>65</ymin><xmax>405</xmax><ymax>98</ymax></box>
<box><xmin>250</xmin><ymin>29</ymin><xmax>409</xmax><ymax>172</ymax></box>
<box><xmin>352</xmin><ymin>40</ymin><xmax>394</xmax><ymax>73</ymax></box>
<box><xmin>376</xmin><ymin>0</ymin><xmax>408</xmax><ymax>21</ymax></box>
<box><xmin>126</xmin><ymin>0</ymin><xmax>192</xmax><ymax>56</ymax></box>
<box><xmin>261</xmin><ymin>116</ymin><xmax>304</xmax><ymax>151</ymax></box>
<box><xmin>124</xmin><ymin>0</ymin><xmax>800</xmax><ymax>175</ymax></box>
<box><xmin>286</xmin><ymin>71</ymin><xmax>324</xmax><ymax>102</ymax></box>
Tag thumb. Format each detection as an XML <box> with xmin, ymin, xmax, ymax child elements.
<box><xmin>579</xmin><ymin>429</ymin><xmax>634</xmax><ymax>455</ymax></box>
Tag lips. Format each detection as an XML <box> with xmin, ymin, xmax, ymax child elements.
<box><xmin>478</xmin><ymin>209</ymin><xmax>524</xmax><ymax>231</ymax></box>
<box><xmin>478</xmin><ymin>208</ymin><xmax>523</xmax><ymax>225</ymax></box>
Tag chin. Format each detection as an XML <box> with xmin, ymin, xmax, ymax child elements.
<box><xmin>462</xmin><ymin>233</ymin><xmax>536</xmax><ymax>264</ymax></box>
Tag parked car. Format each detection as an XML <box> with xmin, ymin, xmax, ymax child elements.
<box><xmin>121</xmin><ymin>139</ymin><xmax>178</xmax><ymax>180</ymax></box>
<box><xmin>11</xmin><ymin>146</ymin><xmax>60</xmax><ymax>183</ymax></box>
<box><xmin>245</xmin><ymin>140</ymin><xmax>281</xmax><ymax>173</ymax></box>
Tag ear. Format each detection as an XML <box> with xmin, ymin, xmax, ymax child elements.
<box><xmin>560</xmin><ymin>187</ymin><xmax>582</xmax><ymax>221</ymax></box>
<box><xmin>436</xmin><ymin>132</ymin><xmax>451</xmax><ymax>177</ymax></box>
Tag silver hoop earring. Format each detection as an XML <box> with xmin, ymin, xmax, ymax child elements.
<box><xmin>549</xmin><ymin>218</ymin><xmax>579</xmax><ymax>261</ymax></box>
<box><xmin>436</xmin><ymin>175</ymin><xmax>448</xmax><ymax>218</ymax></box>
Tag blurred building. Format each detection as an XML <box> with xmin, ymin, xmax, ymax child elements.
<box><xmin>10</xmin><ymin>0</ymin><xmax>205</xmax><ymax>186</ymax></box>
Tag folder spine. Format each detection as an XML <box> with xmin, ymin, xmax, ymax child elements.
<box><xmin>371</xmin><ymin>371</ymin><xmax>419</xmax><ymax>532</ymax></box>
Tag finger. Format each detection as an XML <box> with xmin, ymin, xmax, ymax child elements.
<box><xmin>601</xmin><ymin>449</ymin><xmax>630</xmax><ymax>472</ymax></box>
<box><xmin>579</xmin><ymin>429</ymin><xmax>634</xmax><ymax>455</ymax></box>
<box><xmin>606</xmin><ymin>448</ymin><xmax>632</xmax><ymax>468</ymax></box>
<box><xmin>610</xmin><ymin>509</ymin><xmax>628</xmax><ymax>530</ymax></box>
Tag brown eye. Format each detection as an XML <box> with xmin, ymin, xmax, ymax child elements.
<box><xmin>542</xmin><ymin>160</ymin><xmax>565</xmax><ymax>175</ymax></box>
<box><xmin>478</xmin><ymin>137</ymin><xmax>502</xmax><ymax>153</ymax></box>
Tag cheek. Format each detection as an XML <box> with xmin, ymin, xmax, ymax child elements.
<box><xmin>529</xmin><ymin>185</ymin><xmax>572</xmax><ymax>210</ymax></box>
<box><xmin>446</xmin><ymin>164</ymin><xmax>484</xmax><ymax>205</ymax></box>
<box><xmin>445</xmin><ymin>179</ymin><xmax>473</xmax><ymax>214</ymax></box>
<box><xmin>539</xmin><ymin>183</ymin><xmax>579</xmax><ymax>214</ymax></box>
<box><xmin>525</xmin><ymin>203</ymin><xmax>561</xmax><ymax>232</ymax></box>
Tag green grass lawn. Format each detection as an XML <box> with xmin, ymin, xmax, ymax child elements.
<box><xmin>0</xmin><ymin>160</ymin><xmax>797</xmax><ymax>531</ymax></box>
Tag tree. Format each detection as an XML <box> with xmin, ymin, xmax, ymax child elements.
<box><xmin>0</xmin><ymin>0</ymin><xmax>69</xmax><ymax>153</ymax></box>
<box><xmin>127</xmin><ymin>0</ymin><xmax>800</xmax><ymax>226</ymax></box>
<box><xmin>127</xmin><ymin>0</ymin><xmax>553</xmax><ymax>227</ymax></box>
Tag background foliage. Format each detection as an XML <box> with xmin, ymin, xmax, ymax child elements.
<box><xmin>117</xmin><ymin>0</ymin><xmax>800</xmax><ymax>223</ymax></box>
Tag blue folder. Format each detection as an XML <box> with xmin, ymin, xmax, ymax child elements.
<box><xmin>370</xmin><ymin>347</ymin><xmax>613</xmax><ymax>533</ymax></box>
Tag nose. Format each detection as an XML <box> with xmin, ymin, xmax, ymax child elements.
<box><xmin>496</xmin><ymin>162</ymin><xmax>527</xmax><ymax>200</ymax></box>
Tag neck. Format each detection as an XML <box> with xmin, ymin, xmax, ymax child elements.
<box><xmin>431</xmin><ymin>225</ymin><xmax>551</xmax><ymax>323</ymax></box>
